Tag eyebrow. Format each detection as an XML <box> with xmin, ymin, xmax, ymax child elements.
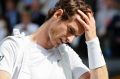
<box><xmin>68</xmin><ymin>25</ymin><xmax>78</xmax><ymax>36</ymax></box>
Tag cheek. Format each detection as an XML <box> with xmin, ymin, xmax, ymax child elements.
<box><xmin>49</xmin><ymin>25</ymin><xmax>67</xmax><ymax>40</ymax></box>
<box><xmin>49</xmin><ymin>28</ymin><xmax>58</xmax><ymax>40</ymax></box>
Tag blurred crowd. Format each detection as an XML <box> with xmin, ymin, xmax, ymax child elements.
<box><xmin>0</xmin><ymin>0</ymin><xmax>120</xmax><ymax>59</ymax></box>
<box><xmin>0</xmin><ymin>0</ymin><xmax>58</xmax><ymax>39</ymax></box>
<box><xmin>96</xmin><ymin>0</ymin><xmax>120</xmax><ymax>58</ymax></box>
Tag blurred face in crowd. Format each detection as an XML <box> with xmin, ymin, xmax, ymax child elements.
<box><xmin>5</xmin><ymin>1</ymin><xmax>15</xmax><ymax>11</ymax></box>
<box><xmin>105</xmin><ymin>0</ymin><xmax>115</xmax><ymax>9</ymax></box>
<box><xmin>47</xmin><ymin>9</ymin><xmax>84</xmax><ymax>47</ymax></box>
<box><xmin>21</xmin><ymin>12</ymin><xmax>31</xmax><ymax>25</ymax></box>
<box><xmin>31</xmin><ymin>0</ymin><xmax>40</xmax><ymax>11</ymax></box>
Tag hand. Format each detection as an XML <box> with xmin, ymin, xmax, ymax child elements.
<box><xmin>76</xmin><ymin>10</ymin><xmax>97</xmax><ymax>41</ymax></box>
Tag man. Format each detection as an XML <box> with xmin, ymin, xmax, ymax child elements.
<box><xmin>0</xmin><ymin>0</ymin><xmax>108</xmax><ymax>79</ymax></box>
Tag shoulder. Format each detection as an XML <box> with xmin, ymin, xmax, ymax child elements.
<box><xmin>0</xmin><ymin>36</ymin><xmax>25</xmax><ymax>49</ymax></box>
<box><xmin>0</xmin><ymin>36</ymin><xmax>17</xmax><ymax>46</ymax></box>
<box><xmin>0</xmin><ymin>36</ymin><xmax>28</xmax><ymax>56</ymax></box>
<box><xmin>0</xmin><ymin>36</ymin><xmax>21</xmax><ymax>57</ymax></box>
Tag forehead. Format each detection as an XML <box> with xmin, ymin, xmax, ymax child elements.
<box><xmin>66</xmin><ymin>15</ymin><xmax>85</xmax><ymax>35</ymax></box>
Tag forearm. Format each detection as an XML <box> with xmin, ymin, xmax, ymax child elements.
<box><xmin>77</xmin><ymin>10</ymin><xmax>108</xmax><ymax>79</ymax></box>
<box><xmin>86</xmin><ymin>37</ymin><xmax>108</xmax><ymax>79</ymax></box>
<box><xmin>90</xmin><ymin>65</ymin><xmax>108</xmax><ymax>79</ymax></box>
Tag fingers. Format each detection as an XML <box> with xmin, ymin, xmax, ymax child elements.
<box><xmin>87</xmin><ymin>12</ymin><xmax>95</xmax><ymax>24</ymax></box>
<box><xmin>76</xmin><ymin>10</ymin><xmax>97</xmax><ymax>41</ymax></box>
<box><xmin>76</xmin><ymin>14</ymin><xmax>89</xmax><ymax>31</ymax></box>
<box><xmin>77</xmin><ymin>10</ymin><xmax>90</xmax><ymax>24</ymax></box>
<box><xmin>76</xmin><ymin>10</ymin><xmax>95</xmax><ymax>31</ymax></box>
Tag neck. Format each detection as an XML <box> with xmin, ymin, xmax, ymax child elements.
<box><xmin>29</xmin><ymin>21</ymin><xmax>54</xmax><ymax>49</ymax></box>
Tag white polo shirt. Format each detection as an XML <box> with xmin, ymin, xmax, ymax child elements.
<box><xmin>0</xmin><ymin>36</ymin><xmax>89</xmax><ymax>79</ymax></box>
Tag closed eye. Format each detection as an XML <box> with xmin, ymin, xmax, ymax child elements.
<box><xmin>67</xmin><ymin>25</ymin><xmax>77</xmax><ymax>36</ymax></box>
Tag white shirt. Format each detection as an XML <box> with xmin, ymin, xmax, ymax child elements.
<box><xmin>0</xmin><ymin>36</ymin><xmax>89</xmax><ymax>79</ymax></box>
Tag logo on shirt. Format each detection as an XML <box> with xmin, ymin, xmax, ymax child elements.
<box><xmin>0</xmin><ymin>56</ymin><xmax>4</xmax><ymax>61</ymax></box>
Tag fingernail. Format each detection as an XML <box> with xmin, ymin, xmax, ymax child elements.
<box><xmin>77</xmin><ymin>9</ymin><xmax>79</xmax><ymax>11</ymax></box>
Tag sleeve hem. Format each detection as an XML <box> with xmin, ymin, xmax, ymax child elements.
<box><xmin>74</xmin><ymin>69</ymin><xmax>90</xmax><ymax>79</ymax></box>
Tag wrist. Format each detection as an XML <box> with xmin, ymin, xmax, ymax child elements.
<box><xmin>86</xmin><ymin>37</ymin><xmax>98</xmax><ymax>44</ymax></box>
<box><xmin>85</xmin><ymin>32</ymin><xmax>97</xmax><ymax>41</ymax></box>
<box><xmin>86</xmin><ymin>37</ymin><xmax>106</xmax><ymax>69</ymax></box>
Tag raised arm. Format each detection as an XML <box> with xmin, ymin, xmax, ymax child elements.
<box><xmin>76</xmin><ymin>10</ymin><xmax>108</xmax><ymax>79</ymax></box>
<box><xmin>80</xmin><ymin>66</ymin><xmax>108</xmax><ymax>79</ymax></box>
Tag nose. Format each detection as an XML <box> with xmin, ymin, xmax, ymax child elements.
<box><xmin>66</xmin><ymin>36</ymin><xmax>75</xmax><ymax>43</ymax></box>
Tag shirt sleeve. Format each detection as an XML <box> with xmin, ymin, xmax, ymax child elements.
<box><xmin>66</xmin><ymin>45</ymin><xmax>90</xmax><ymax>79</ymax></box>
<box><xmin>0</xmin><ymin>39</ymin><xmax>17</xmax><ymax>76</ymax></box>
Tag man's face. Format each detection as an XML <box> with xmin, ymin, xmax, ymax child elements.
<box><xmin>48</xmin><ymin>14</ymin><xmax>84</xmax><ymax>47</ymax></box>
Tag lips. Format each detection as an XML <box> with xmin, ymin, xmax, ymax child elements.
<box><xmin>60</xmin><ymin>38</ymin><xmax>64</xmax><ymax>43</ymax></box>
<box><xmin>56</xmin><ymin>39</ymin><xmax>62</xmax><ymax>45</ymax></box>
<box><xmin>56</xmin><ymin>38</ymin><xmax>63</xmax><ymax>45</ymax></box>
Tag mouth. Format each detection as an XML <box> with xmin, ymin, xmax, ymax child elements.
<box><xmin>56</xmin><ymin>38</ymin><xmax>64</xmax><ymax>46</ymax></box>
<box><xmin>60</xmin><ymin>38</ymin><xmax>64</xmax><ymax>44</ymax></box>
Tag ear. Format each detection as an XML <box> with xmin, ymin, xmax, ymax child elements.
<box><xmin>53</xmin><ymin>9</ymin><xmax>63</xmax><ymax>19</ymax></box>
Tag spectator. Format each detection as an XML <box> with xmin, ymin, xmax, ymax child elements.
<box><xmin>41</xmin><ymin>0</ymin><xmax>58</xmax><ymax>15</ymax></box>
<box><xmin>96</xmin><ymin>0</ymin><xmax>119</xmax><ymax>57</ymax></box>
<box><xmin>14</xmin><ymin>7</ymin><xmax>39</xmax><ymax>35</ymax></box>
<box><xmin>20</xmin><ymin>0</ymin><xmax>32</xmax><ymax>6</ymax></box>
<box><xmin>0</xmin><ymin>16</ymin><xmax>12</xmax><ymax>41</ymax></box>
<box><xmin>0</xmin><ymin>0</ymin><xmax>4</xmax><ymax>15</ymax></box>
<box><xmin>106</xmin><ymin>0</ymin><xmax>120</xmax><ymax>58</ymax></box>
<box><xmin>30</xmin><ymin>0</ymin><xmax>46</xmax><ymax>26</ymax></box>
<box><xmin>4</xmin><ymin>0</ymin><xmax>20</xmax><ymax>29</ymax></box>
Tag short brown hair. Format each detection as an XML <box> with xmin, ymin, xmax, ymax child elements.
<box><xmin>46</xmin><ymin>0</ymin><xmax>92</xmax><ymax>20</ymax></box>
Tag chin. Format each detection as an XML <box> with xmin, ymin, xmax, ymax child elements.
<box><xmin>50</xmin><ymin>40</ymin><xmax>61</xmax><ymax>48</ymax></box>
<box><xmin>49</xmin><ymin>36</ymin><xmax>62</xmax><ymax>48</ymax></box>
<box><xmin>49</xmin><ymin>40</ymin><xmax>56</xmax><ymax>48</ymax></box>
